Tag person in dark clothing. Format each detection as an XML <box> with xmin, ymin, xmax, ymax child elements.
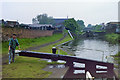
<box><xmin>8</xmin><ymin>34</ymin><xmax>20</xmax><ymax>64</ymax></box>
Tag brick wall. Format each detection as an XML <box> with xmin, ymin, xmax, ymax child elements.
<box><xmin>2</xmin><ymin>27</ymin><xmax>54</xmax><ymax>41</ymax></box>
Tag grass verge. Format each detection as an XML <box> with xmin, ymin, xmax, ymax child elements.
<box><xmin>3</xmin><ymin>56</ymin><xmax>51</xmax><ymax>78</ymax></box>
<box><xmin>2</xmin><ymin>32</ymin><xmax>72</xmax><ymax>78</ymax></box>
<box><xmin>105</xmin><ymin>33</ymin><xmax>120</xmax><ymax>78</ymax></box>
<box><xmin>105</xmin><ymin>33</ymin><xmax>120</xmax><ymax>44</ymax></box>
<box><xmin>33</xmin><ymin>34</ymin><xmax>72</xmax><ymax>55</ymax></box>
<box><xmin>2</xmin><ymin>33</ymin><xmax>63</xmax><ymax>56</ymax></box>
<box><xmin>113</xmin><ymin>52</ymin><xmax>120</xmax><ymax>78</ymax></box>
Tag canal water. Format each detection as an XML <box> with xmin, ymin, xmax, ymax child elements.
<box><xmin>67</xmin><ymin>38</ymin><xmax>119</xmax><ymax>63</ymax></box>
<box><xmin>61</xmin><ymin>38</ymin><xmax>120</xmax><ymax>78</ymax></box>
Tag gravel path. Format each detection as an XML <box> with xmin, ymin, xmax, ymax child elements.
<box><xmin>25</xmin><ymin>33</ymin><xmax>67</xmax><ymax>51</ymax></box>
<box><xmin>43</xmin><ymin>64</ymin><xmax>69</xmax><ymax>79</ymax></box>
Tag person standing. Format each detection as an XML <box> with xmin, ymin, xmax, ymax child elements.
<box><xmin>8</xmin><ymin>34</ymin><xmax>20</xmax><ymax>64</ymax></box>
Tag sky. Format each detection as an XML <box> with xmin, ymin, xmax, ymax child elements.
<box><xmin>0</xmin><ymin>0</ymin><xmax>119</xmax><ymax>26</ymax></box>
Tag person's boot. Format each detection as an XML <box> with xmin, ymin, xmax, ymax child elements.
<box><xmin>9</xmin><ymin>62</ymin><xmax>10</xmax><ymax>64</ymax></box>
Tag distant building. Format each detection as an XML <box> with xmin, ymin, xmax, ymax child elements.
<box><xmin>53</xmin><ymin>18</ymin><xmax>69</xmax><ymax>30</ymax></box>
<box><xmin>19</xmin><ymin>24</ymin><xmax>30</xmax><ymax>29</ymax></box>
<box><xmin>0</xmin><ymin>19</ymin><xmax>19</xmax><ymax>27</ymax></box>
<box><xmin>28</xmin><ymin>18</ymin><xmax>70</xmax><ymax>31</ymax></box>
<box><xmin>116</xmin><ymin>28</ymin><xmax>120</xmax><ymax>33</ymax></box>
<box><xmin>53</xmin><ymin>18</ymin><xmax>68</xmax><ymax>24</ymax></box>
<box><xmin>105</xmin><ymin>22</ymin><xmax>120</xmax><ymax>33</ymax></box>
<box><xmin>28</xmin><ymin>24</ymin><xmax>54</xmax><ymax>30</ymax></box>
<box><xmin>6</xmin><ymin>21</ymin><xmax>19</xmax><ymax>27</ymax></box>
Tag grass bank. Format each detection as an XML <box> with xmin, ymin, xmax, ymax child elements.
<box><xmin>3</xmin><ymin>56</ymin><xmax>65</xmax><ymax>78</ymax></box>
<box><xmin>34</xmin><ymin>34</ymin><xmax>72</xmax><ymax>55</ymax></box>
<box><xmin>114</xmin><ymin>52</ymin><xmax>120</xmax><ymax>78</ymax></box>
<box><xmin>3</xmin><ymin>56</ymin><xmax>51</xmax><ymax>78</ymax></box>
<box><xmin>2</xmin><ymin>33</ymin><xmax>63</xmax><ymax>56</ymax></box>
<box><xmin>105</xmin><ymin>33</ymin><xmax>120</xmax><ymax>44</ymax></box>
<box><xmin>105</xmin><ymin>33</ymin><xmax>120</xmax><ymax>78</ymax></box>
<box><xmin>114</xmin><ymin>52</ymin><xmax>120</xmax><ymax>68</ymax></box>
<box><xmin>2</xmin><ymin>32</ymin><xmax>72</xmax><ymax>78</ymax></box>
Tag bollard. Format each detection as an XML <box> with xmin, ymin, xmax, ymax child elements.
<box><xmin>52</xmin><ymin>47</ymin><xmax>56</xmax><ymax>54</ymax></box>
<box><xmin>52</xmin><ymin>47</ymin><xmax>57</xmax><ymax>61</ymax></box>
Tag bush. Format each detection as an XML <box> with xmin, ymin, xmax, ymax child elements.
<box><xmin>105</xmin><ymin>33</ymin><xmax>120</xmax><ymax>44</ymax></box>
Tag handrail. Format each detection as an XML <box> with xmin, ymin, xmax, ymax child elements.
<box><xmin>15</xmin><ymin>50</ymin><xmax>116</xmax><ymax>78</ymax></box>
<box><xmin>68</xmin><ymin>30</ymin><xmax>74</xmax><ymax>39</ymax></box>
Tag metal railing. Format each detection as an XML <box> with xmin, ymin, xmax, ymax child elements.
<box><xmin>16</xmin><ymin>50</ymin><xmax>117</xmax><ymax>79</ymax></box>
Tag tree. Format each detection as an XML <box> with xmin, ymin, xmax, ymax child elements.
<box><xmin>32</xmin><ymin>18</ymin><xmax>38</xmax><ymax>24</ymax></box>
<box><xmin>87</xmin><ymin>24</ymin><xmax>92</xmax><ymax>27</ymax></box>
<box><xmin>77</xmin><ymin>20</ymin><xmax>85</xmax><ymax>27</ymax></box>
<box><xmin>64</xmin><ymin>18</ymin><xmax>79</xmax><ymax>34</ymax></box>
<box><xmin>94</xmin><ymin>25</ymin><xmax>102</xmax><ymax>31</ymax></box>
<box><xmin>32</xmin><ymin>13</ymin><xmax>54</xmax><ymax>24</ymax></box>
<box><xmin>77</xmin><ymin>20</ymin><xmax>85</xmax><ymax>31</ymax></box>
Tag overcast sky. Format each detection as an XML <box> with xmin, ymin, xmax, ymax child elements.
<box><xmin>0</xmin><ymin>0</ymin><xmax>119</xmax><ymax>26</ymax></box>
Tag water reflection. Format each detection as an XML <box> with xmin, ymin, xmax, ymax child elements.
<box><xmin>62</xmin><ymin>38</ymin><xmax>119</xmax><ymax>78</ymax></box>
<box><xmin>70</xmin><ymin>38</ymin><xmax>119</xmax><ymax>62</ymax></box>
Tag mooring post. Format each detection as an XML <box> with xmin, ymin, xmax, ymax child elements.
<box><xmin>52</xmin><ymin>47</ymin><xmax>56</xmax><ymax>54</ymax></box>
